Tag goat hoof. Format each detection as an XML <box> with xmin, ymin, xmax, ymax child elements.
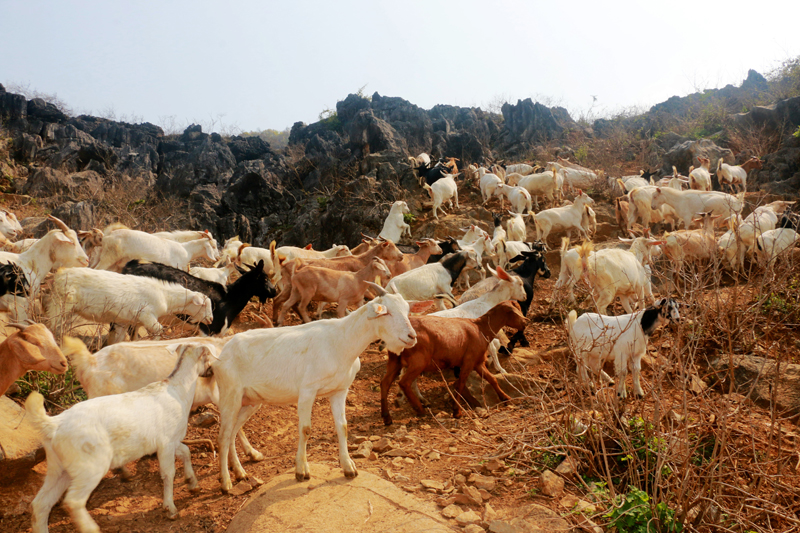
<box><xmin>344</xmin><ymin>469</ymin><xmax>358</xmax><ymax>479</ymax></box>
<box><xmin>295</xmin><ymin>472</ymin><xmax>311</xmax><ymax>482</ymax></box>
<box><xmin>452</xmin><ymin>411</ymin><xmax>463</xmax><ymax>419</ymax></box>
<box><xmin>382</xmin><ymin>415</ymin><xmax>393</xmax><ymax>426</ymax></box>
<box><xmin>166</xmin><ymin>506</ymin><xmax>179</xmax><ymax>520</ymax></box>
<box><xmin>498</xmin><ymin>346</ymin><xmax>511</xmax><ymax>357</ymax></box>
<box><xmin>248</xmin><ymin>450</ymin><xmax>265</xmax><ymax>462</ymax></box>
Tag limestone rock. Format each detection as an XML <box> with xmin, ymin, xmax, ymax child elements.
<box><xmin>421</xmin><ymin>479</ymin><xmax>445</xmax><ymax>492</ymax></box>
<box><xmin>442</xmin><ymin>504</ymin><xmax>463</xmax><ymax>518</ymax></box>
<box><xmin>455</xmin><ymin>510</ymin><xmax>482</xmax><ymax>526</ymax></box>
<box><xmin>464</xmin><ymin>525</ymin><xmax>485</xmax><ymax>533</ymax></box>
<box><xmin>372</xmin><ymin>437</ymin><xmax>393</xmax><ymax>454</ymax></box>
<box><xmin>352</xmin><ymin>440</ymin><xmax>374</xmax><ymax>459</ymax></box>
<box><xmin>226</xmin><ymin>463</ymin><xmax>452</xmax><ymax>533</ymax></box>
<box><xmin>539</xmin><ymin>470</ymin><xmax>564</xmax><ymax>497</ymax></box>
<box><xmin>468</xmin><ymin>473</ymin><xmax>497</xmax><ymax>491</ymax></box>
<box><xmin>554</xmin><ymin>457</ymin><xmax>578</xmax><ymax>476</ymax></box>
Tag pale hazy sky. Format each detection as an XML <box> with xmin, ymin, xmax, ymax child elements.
<box><xmin>2</xmin><ymin>1</ymin><xmax>799</xmax><ymax>134</ymax></box>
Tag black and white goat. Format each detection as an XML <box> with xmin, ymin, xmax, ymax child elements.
<box><xmin>121</xmin><ymin>259</ymin><xmax>276</xmax><ymax>335</ymax></box>
<box><xmin>567</xmin><ymin>298</ymin><xmax>681</xmax><ymax>399</ymax></box>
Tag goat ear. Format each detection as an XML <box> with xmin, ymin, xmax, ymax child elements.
<box><xmin>192</xmin><ymin>294</ymin><xmax>206</xmax><ymax>306</ymax></box>
<box><xmin>367</xmin><ymin>302</ymin><xmax>389</xmax><ymax>319</ymax></box>
<box><xmin>496</xmin><ymin>266</ymin><xmax>511</xmax><ymax>281</ymax></box>
<box><xmin>53</xmin><ymin>232</ymin><xmax>72</xmax><ymax>243</ymax></box>
<box><xmin>304</xmin><ymin>244</ymin><xmax>313</xmax><ymax>250</ymax></box>
<box><xmin>7</xmin><ymin>334</ymin><xmax>45</xmax><ymax>367</ymax></box>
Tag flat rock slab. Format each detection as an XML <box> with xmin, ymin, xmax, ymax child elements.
<box><xmin>0</xmin><ymin>396</ymin><xmax>45</xmax><ymax>485</ymax></box>
<box><xmin>227</xmin><ymin>463</ymin><xmax>457</xmax><ymax>533</ymax></box>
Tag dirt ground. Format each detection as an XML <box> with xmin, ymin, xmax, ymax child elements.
<box><xmin>2</xmin><ymin>188</ymin><xmax>800</xmax><ymax>532</ymax></box>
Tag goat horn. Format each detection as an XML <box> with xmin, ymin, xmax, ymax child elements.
<box><xmin>47</xmin><ymin>215</ymin><xmax>71</xmax><ymax>233</ymax></box>
<box><xmin>6</xmin><ymin>322</ymin><xmax>27</xmax><ymax>330</ymax></box>
<box><xmin>365</xmin><ymin>281</ymin><xmax>387</xmax><ymax>296</ymax></box>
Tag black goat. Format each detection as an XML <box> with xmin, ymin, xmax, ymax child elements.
<box><xmin>121</xmin><ymin>259</ymin><xmax>276</xmax><ymax>335</ymax></box>
<box><xmin>779</xmin><ymin>208</ymin><xmax>800</xmax><ymax>231</ymax></box>
<box><xmin>0</xmin><ymin>262</ymin><xmax>28</xmax><ymax>298</ymax></box>
<box><xmin>502</xmin><ymin>249</ymin><xmax>551</xmax><ymax>353</ymax></box>
<box><xmin>416</xmin><ymin>163</ymin><xmax>451</xmax><ymax>186</ymax></box>
<box><xmin>427</xmin><ymin>236</ymin><xmax>461</xmax><ymax>264</ymax></box>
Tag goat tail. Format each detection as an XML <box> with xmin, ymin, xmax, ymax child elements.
<box><xmin>560</xmin><ymin>236</ymin><xmax>570</xmax><ymax>257</ymax></box>
<box><xmin>61</xmin><ymin>336</ymin><xmax>92</xmax><ymax>376</ymax></box>
<box><xmin>616</xmin><ymin>178</ymin><xmax>625</xmax><ymax>191</ymax></box>
<box><xmin>25</xmin><ymin>391</ymin><xmax>57</xmax><ymax>442</ymax></box>
<box><xmin>566</xmin><ymin>310</ymin><xmax>577</xmax><ymax>332</ymax></box>
<box><xmin>576</xmin><ymin>240</ymin><xmax>594</xmax><ymax>259</ymax></box>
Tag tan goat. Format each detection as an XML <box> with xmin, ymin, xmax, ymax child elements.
<box><xmin>278</xmin><ymin>257</ymin><xmax>393</xmax><ymax>324</ymax></box>
<box><xmin>0</xmin><ymin>323</ymin><xmax>68</xmax><ymax>396</ymax></box>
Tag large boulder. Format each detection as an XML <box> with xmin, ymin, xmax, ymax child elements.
<box><xmin>51</xmin><ymin>201</ymin><xmax>95</xmax><ymax>231</ymax></box>
<box><xmin>225</xmin><ymin>463</ymin><xmax>452</xmax><ymax>533</ymax></box>
<box><xmin>22</xmin><ymin>168</ymin><xmax>104</xmax><ymax>202</ymax></box>
<box><xmin>660</xmin><ymin>139</ymin><xmax>734</xmax><ymax>178</ymax></box>
<box><xmin>156</xmin><ymin>136</ymin><xmax>237</xmax><ymax>197</ymax></box>
<box><xmin>347</xmin><ymin>109</ymin><xmax>407</xmax><ymax>155</ymax></box>
<box><xmin>501</xmin><ymin>98</ymin><xmax>578</xmax><ymax>151</ymax></box>
<box><xmin>709</xmin><ymin>354</ymin><xmax>800</xmax><ymax>415</ymax></box>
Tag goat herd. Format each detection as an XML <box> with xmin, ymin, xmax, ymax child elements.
<box><xmin>0</xmin><ymin>149</ymin><xmax>797</xmax><ymax>532</ymax></box>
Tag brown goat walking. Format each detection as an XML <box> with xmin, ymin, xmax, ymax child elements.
<box><xmin>380</xmin><ymin>301</ymin><xmax>527</xmax><ymax>425</ymax></box>
<box><xmin>278</xmin><ymin>257</ymin><xmax>392</xmax><ymax>324</ymax></box>
<box><xmin>272</xmin><ymin>241</ymin><xmax>403</xmax><ymax>323</ymax></box>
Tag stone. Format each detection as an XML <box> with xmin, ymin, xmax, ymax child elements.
<box><xmin>51</xmin><ymin>200</ymin><xmax>95</xmax><ymax>231</ymax></box>
<box><xmin>190</xmin><ymin>412</ymin><xmax>217</xmax><ymax>428</ymax></box>
<box><xmin>464</xmin><ymin>525</ymin><xmax>485</xmax><ymax>533</ymax></box>
<box><xmin>710</xmin><ymin>354</ymin><xmax>800</xmax><ymax>415</ymax></box>
<box><xmin>421</xmin><ymin>479</ymin><xmax>445</xmax><ymax>491</ymax></box>
<box><xmin>478</xmin><ymin>489</ymin><xmax>492</xmax><ymax>500</ymax></box>
<box><xmin>427</xmin><ymin>451</ymin><xmax>441</xmax><ymax>461</ymax></box>
<box><xmin>352</xmin><ymin>440</ymin><xmax>374</xmax><ymax>459</ymax></box>
<box><xmin>517</xmin><ymin>503</ymin><xmax>571</xmax><ymax>532</ymax></box>
<box><xmin>540</xmin><ymin>470</ymin><xmax>564</xmax><ymax>497</ymax></box>
<box><xmin>482</xmin><ymin>459</ymin><xmax>506</xmax><ymax>473</ymax></box>
<box><xmin>226</xmin><ymin>463</ymin><xmax>452</xmax><ymax>533</ymax></box>
<box><xmin>455</xmin><ymin>510</ymin><xmax>482</xmax><ymax>526</ymax></box>
<box><xmin>0</xmin><ymin>396</ymin><xmax>45</xmax><ymax>485</ymax></box>
<box><xmin>442</xmin><ymin>504</ymin><xmax>463</xmax><ymax>518</ymax></box>
<box><xmin>228</xmin><ymin>481</ymin><xmax>254</xmax><ymax>496</ymax></box>
<box><xmin>554</xmin><ymin>457</ymin><xmax>578</xmax><ymax>476</ymax></box>
<box><xmin>384</xmin><ymin>448</ymin><xmax>410</xmax><ymax>457</ymax></box>
<box><xmin>462</xmin><ymin>485</ymin><xmax>483</xmax><ymax>506</ymax></box>
<box><xmin>483</xmin><ymin>502</ymin><xmax>499</xmax><ymax>522</ymax></box>
<box><xmin>560</xmin><ymin>494</ymin><xmax>596</xmax><ymax>513</ymax></box>
<box><xmin>468</xmin><ymin>473</ymin><xmax>497</xmax><ymax>491</ymax></box>
<box><xmin>373</xmin><ymin>438</ymin><xmax>393</xmax><ymax>453</ymax></box>
<box><xmin>436</xmin><ymin>496</ymin><xmax>456</xmax><ymax>507</ymax></box>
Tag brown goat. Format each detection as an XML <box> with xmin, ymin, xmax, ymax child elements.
<box><xmin>0</xmin><ymin>323</ymin><xmax>68</xmax><ymax>396</ymax></box>
<box><xmin>272</xmin><ymin>241</ymin><xmax>403</xmax><ymax>322</ymax></box>
<box><xmin>380</xmin><ymin>301</ymin><xmax>527</xmax><ymax>425</ymax></box>
<box><xmin>278</xmin><ymin>257</ymin><xmax>392</xmax><ymax>324</ymax></box>
<box><xmin>390</xmin><ymin>239</ymin><xmax>443</xmax><ymax>276</ymax></box>
<box><xmin>615</xmin><ymin>197</ymin><xmax>630</xmax><ymax>236</ymax></box>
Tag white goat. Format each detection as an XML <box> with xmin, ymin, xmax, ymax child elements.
<box><xmin>755</xmin><ymin>228</ymin><xmax>800</xmax><ymax>269</ymax></box>
<box><xmin>378</xmin><ymin>201</ymin><xmax>412</xmax><ymax>243</ymax></box>
<box><xmin>27</xmin><ymin>343</ymin><xmax>216</xmax><ymax>531</ymax></box>
<box><xmin>505</xmin><ymin>163</ymin><xmax>537</xmax><ymax>176</ymax></box>
<box><xmin>661</xmin><ymin>212</ymin><xmax>719</xmax><ymax>271</ymax></box>
<box><xmin>0</xmin><ymin>208</ymin><xmax>23</xmax><ymax>239</ymax></box>
<box><xmin>689</xmin><ymin>157</ymin><xmax>712</xmax><ymax>191</ymax></box>
<box><xmin>650</xmin><ymin>187</ymin><xmax>742</xmax><ymax>230</ymax></box>
<box><xmin>567</xmin><ymin>298</ymin><xmax>681</xmax><ymax>398</ymax></box>
<box><xmin>190</xmin><ymin>256</ymin><xmax>238</xmax><ymax>284</ymax></box>
<box><xmin>0</xmin><ymin>216</ymin><xmax>90</xmax><ymax>319</ymax></box>
<box><xmin>423</xmin><ymin>175</ymin><xmax>458</xmax><ymax>220</ymax></box>
<box><xmin>479</xmin><ymin>168</ymin><xmax>503</xmax><ymax>204</ymax></box>
<box><xmin>153</xmin><ymin>229</ymin><xmax>218</xmax><ymax>248</ymax></box>
<box><xmin>64</xmin><ymin>336</ymin><xmax>263</xmax><ymax>465</ymax></box>
<box><xmin>386</xmin><ymin>250</ymin><xmax>480</xmax><ymax>311</ymax></box>
<box><xmin>533</xmin><ymin>190</ymin><xmax>595</xmax><ymax>247</ymax></box>
<box><xmin>214</xmin><ymin>285</ymin><xmax>417</xmax><ymax>491</ymax></box>
<box><xmin>578</xmin><ymin>241</ymin><xmax>655</xmax><ymax>314</ymax></box>
<box><xmin>493</xmin><ymin>239</ymin><xmax>534</xmax><ymax>270</ymax></box>
<box><xmin>506</xmin><ymin>212</ymin><xmax>528</xmax><ymax>242</ymax></box>
<box><xmin>50</xmin><ymin>268</ymin><xmax>214</xmax><ymax>339</ymax></box>
<box><xmin>518</xmin><ymin>170</ymin><xmax>560</xmax><ymax>208</ymax></box>
<box><xmin>716</xmin><ymin>157</ymin><xmax>760</xmax><ymax>194</ymax></box>
<box><xmin>495</xmin><ymin>183</ymin><xmax>532</xmax><ymax>214</ymax></box>
<box><xmin>94</xmin><ymin>229</ymin><xmax>219</xmax><ymax>272</ymax></box>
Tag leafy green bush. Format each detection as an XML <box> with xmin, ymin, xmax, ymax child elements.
<box><xmin>403</xmin><ymin>212</ymin><xmax>416</xmax><ymax>225</ymax></box>
<box><xmin>605</xmin><ymin>487</ymin><xmax>683</xmax><ymax>533</ymax></box>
